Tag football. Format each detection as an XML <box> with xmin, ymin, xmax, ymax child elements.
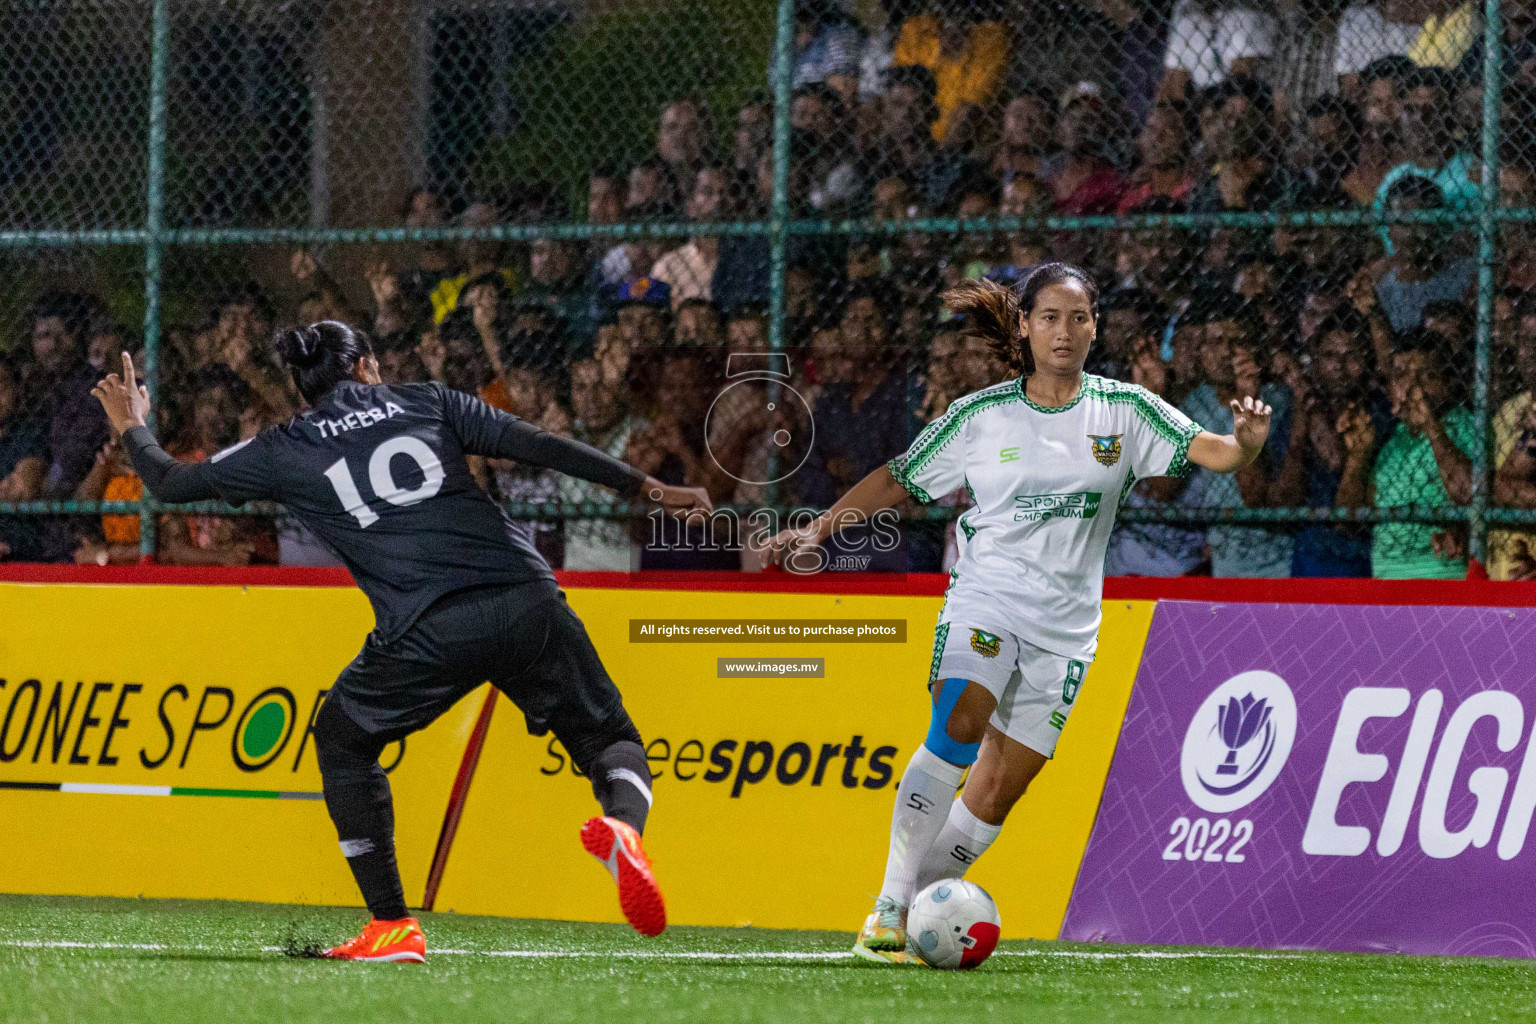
<box><xmin>907</xmin><ymin>879</ymin><xmax>1002</xmax><ymax>970</ymax></box>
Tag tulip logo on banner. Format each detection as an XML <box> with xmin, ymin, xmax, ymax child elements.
<box><xmin>1181</xmin><ymin>671</ymin><xmax>1298</xmax><ymax>813</ymax></box>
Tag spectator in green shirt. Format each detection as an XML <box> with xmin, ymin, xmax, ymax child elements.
<box><xmin>1336</xmin><ymin>327</ymin><xmax>1475</xmax><ymax>578</ymax></box>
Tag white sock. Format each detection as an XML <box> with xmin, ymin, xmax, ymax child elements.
<box><xmin>913</xmin><ymin>795</ymin><xmax>1003</xmax><ymax>894</ymax></box>
<box><xmin>878</xmin><ymin>746</ymin><xmax>966</xmax><ymax>907</ymax></box>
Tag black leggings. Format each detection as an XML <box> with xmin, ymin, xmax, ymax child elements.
<box><xmin>310</xmin><ymin>586</ymin><xmax>654</xmax><ymax>919</ymax></box>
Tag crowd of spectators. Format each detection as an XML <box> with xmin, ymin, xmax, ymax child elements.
<box><xmin>6</xmin><ymin>0</ymin><xmax>1536</xmax><ymax>578</ymax></box>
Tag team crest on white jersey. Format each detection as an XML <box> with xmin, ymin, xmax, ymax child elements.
<box><xmin>969</xmin><ymin>629</ymin><xmax>1001</xmax><ymax>658</ymax></box>
<box><xmin>1088</xmin><ymin>434</ymin><xmax>1123</xmax><ymax>466</ymax></box>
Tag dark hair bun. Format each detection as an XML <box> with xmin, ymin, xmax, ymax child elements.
<box><xmin>274</xmin><ymin>319</ymin><xmax>374</xmax><ymax>406</ymax></box>
<box><xmin>276</xmin><ymin>326</ymin><xmax>324</xmax><ymax>369</ymax></box>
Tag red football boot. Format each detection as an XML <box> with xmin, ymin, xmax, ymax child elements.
<box><xmin>323</xmin><ymin>916</ymin><xmax>427</xmax><ymax>963</ymax></box>
<box><xmin>580</xmin><ymin>816</ymin><xmax>667</xmax><ymax>937</ymax></box>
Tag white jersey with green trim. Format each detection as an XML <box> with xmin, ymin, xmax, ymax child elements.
<box><xmin>887</xmin><ymin>374</ymin><xmax>1202</xmax><ymax>660</ymax></box>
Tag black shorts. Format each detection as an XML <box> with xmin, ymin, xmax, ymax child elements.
<box><xmin>327</xmin><ymin>581</ymin><xmax>636</xmax><ymax>765</ymax></box>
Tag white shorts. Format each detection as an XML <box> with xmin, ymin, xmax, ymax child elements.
<box><xmin>928</xmin><ymin>622</ymin><xmax>1090</xmax><ymax>758</ymax></box>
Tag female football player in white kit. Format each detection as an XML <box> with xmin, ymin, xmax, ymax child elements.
<box><xmin>760</xmin><ymin>263</ymin><xmax>1273</xmax><ymax>962</ymax></box>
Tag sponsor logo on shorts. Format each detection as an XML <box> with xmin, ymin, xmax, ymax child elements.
<box><xmin>999</xmin><ymin>446</ymin><xmax>1021</xmax><ymax>463</ymax></box>
<box><xmin>1088</xmin><ymin>434</ymin><xmax>1123</xmax><ymax>466</ymax></box>
<box><xmin>1012</xmin><ymin>492</ymin><xmax>1102</xmax><ymax>522</ymax></box>
<box><xmin>969</xmin><ymin>629</ymin><xmax>1001</xmax><ymax>658</ymax></box>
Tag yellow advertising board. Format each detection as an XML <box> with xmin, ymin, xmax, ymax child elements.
<box><xmin>435</xmin><ymin>591</ymin><xmax>1154</xmax><ymax>939</ymax></box>
<box><xmin>0</xmin><ymin>580</ymin><xmax>1151</xmax><ymax>935</ymax></box>
<box><xmin>0</xmin><ymin>582</ymin><xmax>476</xmax><ymax>907</ymax></box>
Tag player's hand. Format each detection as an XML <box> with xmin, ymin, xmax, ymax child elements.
<box><xmin>1229</xmin><ymin>395</ymin><xmax>1271</xmax><ymax>452</ymax></box>
<box><xmin>640</xmin><ymin>477</ymin><xmax>712</xmax><ymax>519</ymax></box>
<box><xmin>91</xmin><ymin>352</ymin><xmax>151</xmax><ymax>435</ymax></box>
<box><xmin>757</xmin><ymin>517</ymin><xmax>827</xmax><ymax>572</ymax></box>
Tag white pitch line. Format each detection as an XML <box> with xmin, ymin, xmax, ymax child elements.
<box><xmin>1</xmin><ymin>939</ymin><xmax>1307</xmax><ymax>963</ymax></box>
<box><xmin>3</xmin><ymin>940</ymin><xmax>177</xmax><ymax>951</ymax></box>
<box><xmin>424</xmin><ymin>949</ymin><xmax>1304</xmax><ymax>962</ymax></box>
<box><xmin>440</xmin><ymin>949</ymin><xmax>857</xmax><ymax>960</ymax></box>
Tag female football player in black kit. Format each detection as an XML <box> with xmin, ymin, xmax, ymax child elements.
<box><xmin>92</xmin><ymin>322</ymin><xmax>710</xmax><ymax>962</ymax></box>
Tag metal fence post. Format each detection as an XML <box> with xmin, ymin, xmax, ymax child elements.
<box><xmin>762</xmin><ymin>0</ymin><xmax>794</xmax><ymax>510</ymax></box>
<box><xmin>137</xmin><ymin>0</ymin><xmax>170</xmax><ymax>563</ymax></box>
<box><xmin>1472</xmin><ymin>0</ymin><xmax>1505</xmax><ymax>566</ymax></box>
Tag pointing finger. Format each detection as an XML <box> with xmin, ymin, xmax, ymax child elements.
<box><xmin>121</xmin><ymin>351</ymin><xmax>136</xmax><ymax>391</ymax></box>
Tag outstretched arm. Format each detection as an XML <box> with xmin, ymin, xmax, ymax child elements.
<box><xmin>93</xmin><ymin>353</ymin><xmax>220</xmax><ymax>504</ymax></box>
<box><xmin>1187</xmin><ymin>395</ymin><xmax>1273</xmax><ymax>474</ymax></box>
<box><xmin>441</xmin><ymin>385</ymin><xmax>712</xmax><ymax>518</ymax></box>
<box><xmin>757</xmin><ymin>464</ymin><xmax>910</xmax><ymax>568</ymax></box>
<box><xmin>495</xmin><ymin>416</ymin><xmax>648</xmax><ymax>497</ymax></box>
<box><xmin>121</xmin><ymin>428</ymin><xmax>220</xmax><ymax>503</ymax></box>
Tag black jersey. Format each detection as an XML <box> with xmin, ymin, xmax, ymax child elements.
<box><xmin>123</xmin><ymin>381</ymin><xmax>647</xmax><ymax>642</ymax></box>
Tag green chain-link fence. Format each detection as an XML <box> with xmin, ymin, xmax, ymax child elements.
<box><xmin>1</xmin><ymin>0</ymin><xmax>1533</xmax><ymax>579</ymax></box>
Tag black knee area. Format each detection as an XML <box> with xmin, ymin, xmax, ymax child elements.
<box><xmin>562</xmin><ymin>711</ymin><xmax>643</xmax><ymax>778</ymax></box>
<box><xmin>313</xmin><ymin>696</ymin><xmax>393</xmax><ymax>837</ymax></box>
<box><xmin>589</xmin><ymin>735</ymin><xmax>652</xmax><ymax>834</ymax></box>
<box><xmin>313</xmin><ymin>694</ymin><xmax>387</xmax><ymax>775</ymax></box>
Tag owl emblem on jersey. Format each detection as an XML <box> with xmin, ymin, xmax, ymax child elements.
<box><xmin>969</xmin><ymin>629</ymin><xmax>1001</xmax><ymax>658</ymax></box>
<box><xmin>1089</xmin><ymin>434</ymin><xmax>1123</xmax><ymax>467</ymax></box>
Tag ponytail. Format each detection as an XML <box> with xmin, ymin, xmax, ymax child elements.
<box><xmin>942</xmin><ymin>278</ymin><xmax>1029</xmax><ymax>375</ymax></box>
<box><xmin>274</xmin><ymin>320</ymin><xmax>374</xmax><ymax>405</ymax></box>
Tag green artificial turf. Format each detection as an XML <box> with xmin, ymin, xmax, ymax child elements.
<box><xmin>3</xmin><ymin>894</ymin><xmax>1536</xmax><ymax>1023</ymax></box>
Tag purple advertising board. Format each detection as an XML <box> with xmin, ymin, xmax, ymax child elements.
<box><xmin>1061</xmin><ymin>600</ymin><xmax>1536</xmax><ymax>957</ymax></box>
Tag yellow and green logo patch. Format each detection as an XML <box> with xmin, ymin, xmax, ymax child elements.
<box><xmin>969</xmin><ymin>629</ymin><xmax>1001</xmax><ymax>658</ymax></box>
<box><xmin>1089</xmin><ymin>434</ymin><xmax>1123</xmax><ymax>466</ymax></box>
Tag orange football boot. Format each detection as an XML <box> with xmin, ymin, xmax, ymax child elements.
<box><xmin>581</xmin><ymin>816</ymin><xmax>667</xmax><ymax>937</ymax></box>
<box><xmin>323</xmin><ymin>916</ymin><xmax>427</xmax><ymax>963</ymax></box>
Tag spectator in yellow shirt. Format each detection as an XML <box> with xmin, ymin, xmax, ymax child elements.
<box><xmin>1408</xmin><ymin>0</ymin><xmax>1476</xmax><ymax>68</ymax></box>
<box><xmin>893</xmin><ymin>2</ymin><xmax>1011</xmax><ymax>145</ymax></box>
<box><xmin>429</xmin><ymin>197</ymin><xmax>519</xmax><ymax>324</ymax></box>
